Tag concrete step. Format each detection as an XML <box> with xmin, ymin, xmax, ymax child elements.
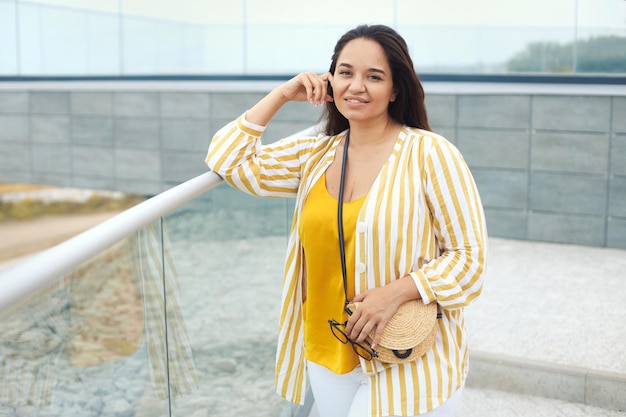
<box><xmin>458</xmin><ymin>386</ymin><xmax>626</xmax><ymax>417</ymax></box>
<box><xmin>466</xmin><ymin>237</ymin><xmax>626</xmax><ymax>412</ymax></box>
<box><xmin>467</xmin><ymin>351</ymin><xmax>626</xmax><ymax>412</ymax></box>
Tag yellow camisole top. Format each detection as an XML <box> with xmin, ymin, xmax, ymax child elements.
<box><xmin>298</xmin><ymin>171</ymin><xmax>367</xmax><ymax>374</ymax></box>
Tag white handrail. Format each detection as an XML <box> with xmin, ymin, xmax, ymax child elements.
<box><xmin>0</xmin><ymin>171</ymin><xmax>223</xmax><ymax>313</ymax></box>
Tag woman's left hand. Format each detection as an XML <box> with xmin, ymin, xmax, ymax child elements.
<box><xmin>345</xmin><ymin>286</ymin><xmax>401</xmax><ymax>350</ymax></box>
<box><xmin>345</xmin><ymin>276</ymin><xmax>422</xmax><ymax>349</ymax></box>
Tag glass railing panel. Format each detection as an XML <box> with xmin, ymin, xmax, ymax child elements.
<box><xmin>83</xmin><ymin>12</ymin><xmax>121</xmax><ymax>74</ymax></box>
<box><xmin>2</xmin><ymin>0</ymin><xmax>625</xmax><ymax>77</ymax></box>
<box><xmin>123</xmin><ymin>17</ymin><xmax>197</xmax><ymax>75</ymax></box>
<box><xmin>163</xmin><ymin>184</ymin><xmax>300</xmax><ymax>416</ymax></box>
<box><xmin>0</xmin><ymin>233</ymin><xmax>169</xmax><ymax>417</ymax></box>
<box><xmin>246</xmin><ymin>24</ymin><xmax>346</xmax><ymax>74</ymax></box>
<box><xmin>399</xmin><ymin>25</ymin><xmax>579</xmax><ymax>73</ymax></box>
<box><xmin>202</xmin><ymin>24</ymin><xmax>245</xmax><ymax>74</ymax></box>
<box><xmin>16</xmin><ymin>3</ymin><xmax>44</xmax><ymax>75</ymax></box>
<box><xmin>0</xmin><ymin>1</ymin><xmax>17</xmax><ymax>75</ymax></box>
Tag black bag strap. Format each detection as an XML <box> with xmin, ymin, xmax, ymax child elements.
<box><xmin>337</xmin><ymin>131</ymin><xmax>351</xmax><ymax>312</ymax></box>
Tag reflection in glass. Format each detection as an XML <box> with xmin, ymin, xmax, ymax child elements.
<box><xmin>0</xmin><ymin>189</ymin><xmax>304</xmax><ymax>416</ymax></box>
<box><xmin>165</xmin><ymin>188</ymin><xmax>297</xmax><ymax>416</ymax></box>
<box><xmin>135</xmin><ymin>221</ymin><xmax>198</xmax><ymax>401</ymax></box>
<box><xmin>0</xmin><ymin>236</ymin><xmax>167</xmax><ymax>416</ymax></box>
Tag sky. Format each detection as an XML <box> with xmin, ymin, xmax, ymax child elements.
<box><xmin>19</xmin><ymin>0</ymin><xmax>626</xmax><ymax>28</ymax></box>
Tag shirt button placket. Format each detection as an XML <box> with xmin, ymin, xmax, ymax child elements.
<box><xmin>356</xmin><ymin>222</ymin><xmax>367</xmax><ymax>275</ymax></box>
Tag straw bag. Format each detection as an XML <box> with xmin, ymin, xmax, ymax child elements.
<box><xmin>337</xmin><ymin>131</ymin><xmax>438</xmax><ymax>364</ymax></box>
<box><xmin>346</xmin><ymin>300</ymin><xmax>438</xmax><ymax>363</ymax></box>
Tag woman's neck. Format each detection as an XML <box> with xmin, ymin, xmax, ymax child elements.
<box><xmin>348</xmin><ymin>117</ymin><xmax>401</xmax><ymax>147</ymax></box>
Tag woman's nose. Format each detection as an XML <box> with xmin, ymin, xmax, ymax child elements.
<box><xmin>349</xmin><ymin>75</ymin><xmax>365</xmax><ymax>92</ymax></box>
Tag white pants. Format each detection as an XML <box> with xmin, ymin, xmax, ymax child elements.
<box><xmin>307</xmin><ymin>361</ymin><xmax>463</xmax><ymax>417</ymax></box>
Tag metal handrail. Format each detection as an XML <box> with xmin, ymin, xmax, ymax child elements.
<box><xmin>0</xmin><ymin>171</ymin><xmax>223</xmax><ymax>313</ymax></box>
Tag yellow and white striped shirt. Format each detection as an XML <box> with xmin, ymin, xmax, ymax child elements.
<box><xmin>205</xmin><ymin>114</ymin><xmax>488</xmax><ymax>417</ymax></box>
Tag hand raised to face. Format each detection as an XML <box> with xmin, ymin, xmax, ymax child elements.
<box><xmin>276</xmin><ymin>72</ymin><xmax>334</xmax><ymax>106</ymax></box>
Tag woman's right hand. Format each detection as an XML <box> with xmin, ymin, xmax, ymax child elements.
<box><xmin>246</xmin><ymin>71</ymin><xmax>333</xmax><ymax>127</ymax></box>
<box><xmin>277</xmin><ymin>72</ymin><xmax>334</xmax><ymax>106</ymax></box>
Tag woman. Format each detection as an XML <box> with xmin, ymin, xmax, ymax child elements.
<box><xmin>206</xmin><ymin>24</ymin><xmax>487</xmax><ymax>417</ymax></box>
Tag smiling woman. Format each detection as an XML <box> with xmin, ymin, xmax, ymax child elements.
<box><xmin>205</xmin><ymin>24</ymin><xmax>487</xmax><ymax>417</ymax></box>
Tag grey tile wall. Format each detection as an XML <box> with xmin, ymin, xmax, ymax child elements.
<box><xmin>71</xmin><ymin>175</ymin><xmax>115</xmax><ymax>191</ymax></box>
<box><xmin>32</xmin><ymin>144</ymin><xmax>71</xmax><ymax>174</ymax></box>
<box><xmin>483</xmin><ymin>208</ymin><xmax>527</xmax><ymax>240</ymax></box>
<box><xmin>612</xmin><ymin>98</ymin><xmax>626</xmax><ymax>133</ymax></box>
<box><xmin>274</xmin><ymin>101</ymin><xmax>323</xmax><ymax>122</ymax></box>
<box><xmin>424</xmin><ymin>95</ymin><xmax>456</xmax><ymax>129</ymax></box>
<box><xmin>30</xmin><ymin>92</ymin><xmax>69</xmax><ymax>114</ymax></box>
<box><xmin>114</xmin><ymin>118</ymin><xmax>160</xmax><ymax>148</ymax></box>
<box><xmin>264</xmin><ymin>121</ymin><xmax>316</xmax><ymax>143</ymax></box>
<box><xmin>161</xmin><ymin>119</ymin><xmax>211</xmax><ymax>151</ymax></box>
<box><xmin>472</xmin><ymin>169</ymin><xmax>528</xmax><ymax>209</ymax></box>
<box><xmin>458</xmin><ymin>95</ymin><xmax>530</xmax><ymax>129</ymax></box>
<box><xmin>72</xmin><ymin>146</ymin><xmax>114</xmax><ymax>176</ymax></box>
<box><xmin>160</xmin><ymin>92</ymin><xmax>210</xmax><ymax>118</ymax></box>
<box><xmin>530</xmin><ymin>172</ymin><xmax>607</xmax><ymax>215</ymax></box>
<box><xmin>71</xmin><ymin>117</ymin><xmax>114</xmax><ymax>145</ymax></box>
<box><xmin>0</xmin><ymin>115</ymin><xmax>29</xmax><ymax>141</ymax></box>
<box><xmin>609</xmin><ymin>176</ymin><xmax>626</xmax><ymax>218</ymax></box>
<box><xmin>114</xmin><ymin>93</ymin><xmax>159</xmax><ymax>117</ymax></box>
<box><xmin>435</xmin><ymin>128</ymin><xmax>456</xmax><ymax>144</ymax></box>
<box><xmin>607</xmin><ymin>218</ymin><xmax>626</xmax><ymax>249</ymax></box>
<box><xmin>458</xmin><ymin>129</ymin><xmax>529</xmax><ymax>169</ymax></box>
<box><xmin>31</xmin><ymin>116</ymin><xmax>70</xmax><ymax>143</ymax></box>
<box><xmin>612</xmin><ymin>135</ymin><xmax>626</xmax><ymax>176</ymax></box>
<box><xmin>162</xmin><ymin>151</ymin><xmax>206</xmax><ymax>183</ymax></box>
<box><xmin>531</xmin><ymin>132</ymin><xmax>609</xmax><ymax>174</ymax></box>
<box><xmin>533</xmin><ymin>96</ymin><xmax>611</xmax><ymax>132</ymax></box>
<box><xmin>115</xmin><ymin>148</ymin><xmax>160</xmax><ymax>181</ymax></box>
<box><xmin>0</xmin><ymin>88</ymin><xmax>624</xmax><ymax>249</ymax></box>
<box><xmin>0</xmin><ymin>92</ymin><xmax>28</xmax><ymax>113</ymax></box>
<box><xmin>529</xmin><ymin>212</ymin><xmax>606</xmax><ymax>246</ymax></box>
<box><xmin>0</xmin><ymin>142</ymin><xmax>30</xmax><ymax>171</ymax></box>
<box><xmin>211</xmin><ymin>93</ymin><xmax>266</xmax><ymax>119</ymax></box>
<box><xmin>71</xmin><ymin>92</ymin><xmax>113</xmax><ymax>115</ymax></box>
<box><xmin>32</xmin><ymin>172</ymin><xmax>71</xmax><ymax>188</ymax></box>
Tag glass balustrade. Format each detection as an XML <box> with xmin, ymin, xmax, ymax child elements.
<box><xmin>0</xmin><ymin>234</ymin><xmax>164</xmax><ymax>417</ymax></box>
<box><xmin>0</xmin><ymin>184</ymin><xmax>303</xmax><ymax>417</ymax></box>
<box><xmin>163</xmin><ymin>184</ymin><xmax>296</xmax><ymax>417</ymax></box>
<box><xmin>1</xmin><ymin>0</ymin><xmax>624</xmax><ymax>76</ymax></box>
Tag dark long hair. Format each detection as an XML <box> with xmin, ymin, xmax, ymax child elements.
<box><xmin>321</xmin><ymin>24</ymin><xmax>430</xmax><ymax>135</ymax></box>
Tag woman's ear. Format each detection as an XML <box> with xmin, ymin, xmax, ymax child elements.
<box><xmin>390</xmin><ymin>90</ymin><xmax>397</xmax><ymax>102</ymax></box>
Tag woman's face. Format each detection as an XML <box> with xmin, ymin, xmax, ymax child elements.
<box><xmin>330</xmin><ymin>38</ymin><xmax>396</xmax><ymax>125</ymax></box>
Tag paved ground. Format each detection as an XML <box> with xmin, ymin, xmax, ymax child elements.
<box><xmin>308</xmin><ymin>387</ymin><xmax>626</xmax><ymax>417</ymax></box>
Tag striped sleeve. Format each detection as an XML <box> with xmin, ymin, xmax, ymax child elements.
<box><xmin>205</xmin><ymin>113</ymin><xmax>316</xmax><ymax>198</ymax></box>
<box><xmin>410</xmin><ymin>134</ymin><xmax>488</xmax><ymax>309</ymax></box>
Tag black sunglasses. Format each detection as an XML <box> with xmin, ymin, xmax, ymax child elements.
<box><xmin>328</xmin><ymin>317</ymin><xmax>378</xmax><ymax>361</ymax></box>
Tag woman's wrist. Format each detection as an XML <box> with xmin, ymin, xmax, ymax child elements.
<box><xmin>246</xmin><ymin>88</ymin><xmax>290</xmax><ymax>127</ymax></box>
<box><xmin>386</xmin><ymin>275</ymin><xmax>422</xmax><ymax>306</ymax></box>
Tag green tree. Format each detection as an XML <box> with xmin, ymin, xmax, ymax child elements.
<box><xmin>506</xmin><ymin>35</ymin><xmax>626</xmax><ymax>73</ymax></box>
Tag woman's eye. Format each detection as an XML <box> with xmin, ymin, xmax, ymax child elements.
<box><xmin>339</xmin><ymin>70</ymin><xmax>351</xmax><ymax>76</ymax></box>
